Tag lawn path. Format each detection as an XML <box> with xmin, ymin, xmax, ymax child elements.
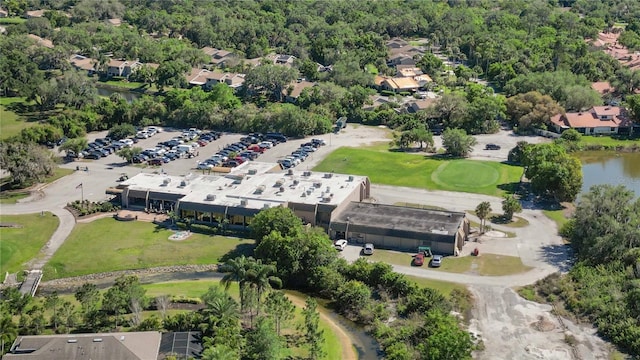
<box><xmin>286</xmin><ymin>293</ymin><xmax>358</xmax><ymax>360</ymax></box>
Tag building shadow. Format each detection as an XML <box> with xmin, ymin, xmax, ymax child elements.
<box><xmin>539</xmin><ymin>244</ymin><xmax>574</xmax><ymax>273</ymax></box>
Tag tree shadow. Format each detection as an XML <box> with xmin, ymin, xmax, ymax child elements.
<box><xmin>490</xmin><ymin>215</ymin><xmax>512</xmax><ymax>224</ymax></box>
<box><xmin>539</xmin><ymin>244</ymin><xmax>574</xmax><ymax>273</ymax></box>
<box><xmin>219</xmin><ymin>243</ymin><xmax>256</xmax><ymax>263</ymax></box>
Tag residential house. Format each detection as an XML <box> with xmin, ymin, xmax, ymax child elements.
<box><xmin>224</xmin><ymin>73</ymin><xmax>246</xmax><ymax>89</ymax></box>
<box><xmin>591</xmin><ymin>81</ymin><xmax>614</xmax><ymax>95</ymax></box>
<box><xmin>549</xmin><ymin>106</ymin><xmax>633</xmax><ymax>135</ymax></box>
<box><xmin>274</xmin><ymin>54</ymin><xmax>296</xmax><ymax>66</ymax></box>
<box><xmin>386</xmin><ymin>37</ymin><xmax>408</xmax><ymax>49</ymax></box>
<box><xmin>25</xmin><ymin>9</ymin><xmax>45</xmax><ymax>18</ymax></box>
<box><xmin>106</xmin><ymin>18</ymin><xmax>122</xmax><ymax>26</ymax></box>
<box><xmin>69</xmin><ymin>54</ymin><xmax>96</xmax><ymax>75</ymax></box>
<box><xmin>388</xmin><ymin>53</ymin><xmax>416</xmax><ymax>67</ymax></box>
<box><xmin>396</xmin><ymin>65</ymin><xmax>423</xmax><ymax>77</ymax></box>
<box><xmin>407</xmin><ymin>99</ymin><xmax>437</xmax><ymax>113</ymax></box>
<box><xmin>284</xmin><ymin>80</ymin><xmax>316</xmax><ymax>103</ymax></box>
<box><xmin>389</xmin><ymin>45</ymin><xmax>424</xmax><ymax>57</ymax></box>
<box><xmin>106</xmin><ymin>59</ymin><xmax>142</xmax><ymax>78</ymax></box>
<box><xmin>363</xmin><ymin>95</ymin><xmax>394</xmax><ymax>111</ymax></box>
<box><xmin>201</xmin><ymin>47</ymin><xmax>236</xmax><ymax>67</ymax></box>
<box><xmin>3</xmin><ymin>332</ymin><xmax>162</xmax><ymax>360</ymax></box>
<box><xmin>187</xmin><ymin>69</ymin><xmax>245</xmax><ymax>90</ymax></box>
<box><xmin>27</xmin><ymin>34</ymin><xmax>54</xmax><ymax>49</ymax></box>
<box><xmin>381</xmin><ymin>77</ymin><xmax>420</xmax><ymax>93</ymax></box>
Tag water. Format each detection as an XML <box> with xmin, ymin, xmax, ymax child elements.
<box><xmin>580</xmin><ymin>152</ymin><xmax>640</xmax><ymax>196</ymax></box>
<box><xmin>96</xmin><ymin>86</ymin><xmax>141</xmax><ymax>103</ymax></box>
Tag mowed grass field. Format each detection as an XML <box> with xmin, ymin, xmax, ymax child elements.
<box><xmin>42</xmin><ymin>218</ymin><xmax>255</xmax><ymax>280</ymax></box>
<box><xmin>0</xmin><ymin>212</ymin><xmax>59</xmax><ymax>276</ymax></box>
<box><xmin>313</xmin><ymin>147</ymin><xmax>523</xmax><ymax>196</ymax></box>
<box><xmin>0</xmin><ymin>97</ymin><xmax>34</xmax><ymax>139</ymax></box>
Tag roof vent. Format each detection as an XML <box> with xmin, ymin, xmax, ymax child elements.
<box><xmin>240</xmin><ymin>199</ymin><xmax>248</xmax><ymax>206</ymax></box>
<box><xmin>93</xmin><ymin>338</ymin><xmax>102</xmax><ymax>343</ymax></box>
<box><xmin>303</xmin><ymin>171</ymin><xmax>311</xmax><ymax>176</ymax></box>
<box><xmin>279</xmin><ymin>186</ymin><xmax>285</xmax><ymax>193</ymax></box>
<box><xmin>287</xmin><ymin>169</ymin><xmax>294</xmax><ymax>175</ymax></box>
<box><xmin>326</xmin><ymin>186</ymin><xmax>331</xmax><ymax>193</ymax></box>
<box><xmin>248</xmin><ymin>169</ymin><xmax>257</xmax><ymax>175</ymax></box>
<box><xmin>301</xmin><ymin>192</ymin><xmax>306</xmax><ymax>197</ymax></box>
<box><xmin>162</xmin><ymin>178</ymin><xmax>171</xmax><ymax>185</ymax></box>
<box><xmin>179</xmin><ymin>180</ymin><xmax>188</xmax><ymax>187</ymax></box>
<box><xmin>120</xmin><ymin>336</ymin><xmax>125</xmax><ymax>341</ymax></box>
<box><xmin>205</xmin><ymin>194</ymin><xmax>216</xmax><ymax>201</ymax></box>
<box><xmin>263</xmin><ymin>204</ymin><xmax>270</xmax><ymax>209</ymax></box>
<box><xmin>322</xmin><ymin>196</ymin><xmax>331</xmax><ymax>203</ymax></box>
<box><xmin>307</xmin><ymin>189</ymin><xmax>312</xmax><ymax>195</ymax></box>
<box><xmin>324</xmin><ymin>173</ymin><xmax>333</xmax><ymax>178</ymax></box>
<box><xmin>275</xmin><ymin>178</ymin><xmax>285</xmax><ymax>186</ymax></box>
<box><xmin>254</xmin><ymin>185</ymin><xmax>265</xmax><ymax>194</ymax></box>
<box><xmin>293</xmin><ymin>179</ymin><xmax>299</xmax><ymax>185</ymax></box>
<box><xmin>314</xmin><ymin>182</ymin><xmax>322</xmax><ymax>188</ymax></box>
<box><xmin>348</xmin><ymin>175</ymin><xmax>354</xmax><ymax>182</ymax></box>
<box><xmin>67</xmin><ymin>339</ymin><xmax>77</xmax><ymax>343</ymax></box>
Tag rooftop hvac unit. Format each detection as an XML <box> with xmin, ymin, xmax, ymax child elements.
<box><xmin>205</xmin><ymin>194</ymin><xmax>216</xmax><ymax>201</ymax></box>
<box><xmin>322</xmin><ymin>196</ymin><xmax>331</xmax><ymax>202</ymax></box>
<box><xmin>306</xmin><ymin>189</ymin><xmax>312</xmax><ymax>195</ymax></box>
<box><xmin>293</xmin><ymin>179</ymin><xmax>299</xmax><ymax>185</ymax></box>
<box><xmin>301</xmin><ymin>192</ymin><xmax>306</xmax><ymax>197</ymax></box>
<box><xmin>326</xmin><ymin>186</ymin><xmax>331</xmax><ymax>193</ymax></box>
<box><xmin>240</xmin><ymin>199</ymin><xmax>248</xmax><ymax>206</ymax></box>
<box><xmin>93</xmin><ymin>338</ymin><xmax>103</xmax><ymax>343</ymax></box>
<box><xmin>254</xmin><ymin>185</ymin><xmax>265</xmax><ymax>194</ymax></box>
<box><xmin>248</xmin><ymin>169</ymin><xmax>257</xmax><ymax>175</ymax></box>
<box><xmin>348</xmin><ymin>175</ymin><xmax>354</xmax><ymax>181</ymax></box>
<box><xmin>314</xmin><ymin>182</ymin><xmax>322</xmax><ymax>188</ymax></box>
<box><xmin>263</xmin><ymin>204</ymin><xmax>270</xmax><ymax>209</ymax></box>
<box><xmin>67</xmin><ymin>339</ymin><xmax>77</xmax><ymax>343</ymax></box>
<box><xmin>324</xmin><ymin>173</ymin><xmax>333</xmax><ymax>178</ymax></box>
<box><xmin>303</xmin><ymin>171</ymin><xmax>311</xmax><ymax>176</ymax></box>
<box><xmin>179</xmin><ymin>180</ymin><xmax>188</xmax><ymax>187</ymax></box>
<box><xmin>279</xmin><ymin>186</ymin><xmax>285</xmax><ymax>193</ymax></box>
<box><xmin>287</xmin><ymin>169</ymin><xmax>294</xmax><ymax>175</ymax></box>
<box><xmin>275</xmin><ymin>178</ymin><xmax>285</xmax><ymax>186</ymax></box>
<box><xmin>162</xmin><ymin>178</ymin><xmax>171</xmax><ymax>185</ymax></box>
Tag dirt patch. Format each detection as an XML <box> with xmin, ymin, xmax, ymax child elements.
<box><xmin>531</xmin><ymin>315</ymin><xmax>556</xmax><ymax>332</ymax></box>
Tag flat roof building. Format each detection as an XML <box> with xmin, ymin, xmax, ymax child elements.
<box><xmin>330</xmin><ymin>202</ymin><xmax>469</xmax><ymax>255</ymax></box>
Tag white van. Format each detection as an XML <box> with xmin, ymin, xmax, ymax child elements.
<box><xmin>177</xmin><ymin>144</ymin><xmax>194</xmax><ymax>153</ymax></box>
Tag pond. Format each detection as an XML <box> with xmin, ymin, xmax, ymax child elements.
<box><xmin>96</xmin><ymin>86</ymin><xmax>141</xmax><ymax>103</ymax></box>
<box><xmin>580</xmin><ymin>151</ymin><xmax>640</xmax><ymax>196</ymax></box>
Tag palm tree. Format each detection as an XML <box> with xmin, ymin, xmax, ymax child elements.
<box><xmin>475</xmin><ymin>201</ymin><xmax>492</xmax><ymax>234</ymax></box>
<box><xmin>0</xmin><ymin>314</ymin><xmax>18</xmax><ymax>354</ymax></box>
<box><xmin>220</xmin><ymin>256</ymin><xmax>252</xmax><ymax>312</ymax></box>
<box><xmin>245</xmin><ymin>261</ymin><xmax>282</xmax><ymax>317</ymax></box>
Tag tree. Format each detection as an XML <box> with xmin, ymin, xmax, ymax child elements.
<box><xmin>0</xmin><ymin>142</ymin><xmax>56</xmax><ymax>187</ymax></box>
<box><xmin>505</xmin><ymin>91</ymin><xmax>564</xmax><ymax>131</ymax></box>
<box><xmin>59</xmin><ymin>301</ymin><xmax>77</xmax><ymax>333</ymax></box>
<box><xmin>59</xmin><ymin>138</ymin><xmax>88</xmax><ymax>158</ymax></box>
<box><xmin>507</xmin><ymin>141</ymin><xmax>531</xmax><ymax>165</ymax></box>
<box><xmin>301</xmin><ymin>297</ymin><xmax>325</xmax><ymax>360</ymax></box>
<box><xmin>108</xmin><ymin>124</ymin><xmax>136</xmax><ymax>140</ymax></box>
<box><xmin>334</xmin><ymin>280</ymin><xmax>371</xmax><ymax>318</ymax></box>
<box><xmin>431</xmin><ymin>93</ymin><xmax>469</xmax><ymax>129</ymax></box>
<box><xmin>74</xmin><ymin>283</ymin><xmax>100</xmax><ymax>314</ymax></box>
<box><xmin>570</xmin><ymin>185</ymin><xmax>640</xmax><ymax>264</ymax></box>
<box><xmin>245</xmin><ymin>262</ymin><xmax>282</xmax><ymax>316</ymax></box>
<box><xmin>416</xmin><ymin>310</ymin><xmax>473</xmax><ymax>360</ymax></box>
<box><xmin>156</xmin><ymin>295</ymin><xmax>170</xmax><ymax>320</ymax></box>
<box><xmin>563</xmin><ymin>85</ymin><xmax>602</xmax><ymax>111</ymax></box>
<box><xmin>156</xmin><ymin>60</ymin><xmax>190</xmax><ymax>90</ymax></box>
<box><xmin>117</xmin><ymin>147</ymin><xmax>142</xmax><ymax>164</ymax></box>
<box><xmin>560</xmin><ymin>128</ymin><xmax>582</xmax><ymax>142</ymax></box>
<box><xmin>220</xmin><ymin>256</ymin><xmax>252</xmax><ymax>312</ymax></box>
<box><xmin>202</xmin><ymin>344</ymin><xmax>239</xmax><ymax>360</ymax></box>
<box><xmin>244</xmin><ymin>64</ymin><xmax>298</xmax><ymax>101</ymax></box>
<box><xmin>44</xmin><ymin>292</ymin><xmax>61</xmax><ymax>331</ymax></box>
<box><xmin>522</xmin><ymin>143</ymin><xmax>583</xmax><ymax>202</ymax></box>
<box><xmin>103</xmin><ymin>287</ymin><xmax>128</xmax><ymax>329</ymax></box>
<box><xmin>626</xmin><ymin>94</ymin><xmax>640</xmax><ymax>124</ymax></box>
<box><xmin>264</xmin><ymin>291</ymin><xmax>294</xmax><ymax>336</ymax></box>
<box><xmin>250</xmin><ymin>207</ymin><xmax>303</xmax><ymax>242</ymax></box>
<box><xmin>441</xmin><ymin>128</ymin><xmax>477</xmax><ymax>157</ymax></box>
<box><xmin>501</xmin><ymin>194</ymin><xmax>522</xmax><ymax>221</ymax></box>
<box><xmin>417</xmin><ymin>52</ymin><xmax>444</xmax><ymax>75</ymax></box>
<box><xmin>0</xmin><ymin>311</ymin><xmax>17</xmax><ymax>354</ymax></box>
<box><xmin>244</xmin><ymin>317</ymin><xmax>282</xmax><ymax>360</ymax></box>
<box><xmin>475</xmin><ymin>201</ymin><xmax>492</xmax><ymax>233</ymax></box>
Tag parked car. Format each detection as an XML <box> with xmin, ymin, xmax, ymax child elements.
<box><xmin>258</xmin><ymin>141</ymin><xmax>273</xmax><ymax>149</ymax></box>
<box><xmin>363</xmin><ymin>243</ymin><xmax>374</xmax><ymax>255</ymax></box>
<box><xmin>413</xmin><ymin>253</ymin><xmax>425</xmax><ymax>266</ymax></box>
<box><xmin>312</xmin><ymin>138</ymin><xmax>326</xmax><ymax>146</ymax></box>
<box><xmin>197</xmin><ymin>163</ymin><xmax>213</xmax><ymax>170</ymax></box>
<box><xmin>430</xmin><ymin>255</ymin><xmax>443</xmax><ymax>267</ymax></box>
<box><xmin>84</xmin><ymin>152</ymin><xmax>101</xmax><ymax>160</ymax></box>
<box><xmin>148</xmin><ymin>158</ymin><xmax>163</xmax><ymax>166</ymax></box>
<box><xmin>485</xmin><ymin>143</ymin><xmax>501</xmax><ymax>150</ymax></box>
<box><xmin>334</xmin><ymin>239</ymin><xmax>348</xmax><ymax>251</ymax></box>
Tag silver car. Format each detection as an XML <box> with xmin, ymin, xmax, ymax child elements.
<box><xmin>431</xmin><ymin>255</ymin><xmax>443</xmax><ymax>267</ymax></box>
<box><xmin>363</xmin><ymin>243</ymin><xmax>374</xmax><ymax>255</ymax></box>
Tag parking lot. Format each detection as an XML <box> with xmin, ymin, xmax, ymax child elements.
<box><xmin>76</xmin><ymin>125</ymin><xmax>392</xmax><ymax>177</ymax></box>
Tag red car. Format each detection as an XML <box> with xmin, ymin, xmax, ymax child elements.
<box><xmin>413</xmin><ymin>253</ymin><xmax>425</xmax><ymax>266</ymax></box>
<box><xmin>197</xmin><ymin>140</ymin><xmax>209</xmax><ymax>147</ymax></box>
<box><xmin>248</xmin><ymin>145</ymin><xmax>265</xmax><ymax>153</ymax></box>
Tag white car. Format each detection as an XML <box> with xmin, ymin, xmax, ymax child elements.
<box><xmin>121</xmin><ymin>138</ymin><xmax>134</xmax><ymax>147</ymax></box>
<box><xmin>363</xmin><ymin>243</ymin><xmax>374</xmax><ymax>255</ymax></box>
<box><xmin>136</xmin><ymin>131</ymin><xmax>149</xmax><ymax>139</ymax></box>
<box><xmin>258</xmin><ymin>141</ymin><xmax>273</xmax><ymax>149</ymax></box>
<box><xmin>334</xmin><ymin>239</ymin><xmax>347</xmax><ymax>251</ymax></box>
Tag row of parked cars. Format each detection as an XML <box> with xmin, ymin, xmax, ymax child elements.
<box><xmin>80</xmin><ymin>137</ymin><xmax>139</xmax><ymax>160</ymax></box>
<box><xmin>135</xmin><ymin>130</ymin><xmax>221</xmax><ymax>165</ymax></box>
<box><xmin>197</xmin><ymin>133</ymin><xmax>281</xmax><ymax>169</ymax></box>
<box><xmin>278</xmin><ymin>138</ymin><xmax>326</xmax><ymax>169</ymax></box>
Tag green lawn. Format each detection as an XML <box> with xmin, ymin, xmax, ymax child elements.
<box><xmin>365</xmin><ymin>63</ymin><xmax>378</xmax><ymax>75</ymax></box>
<box><xmin>313</xmin><ymin>147</ymin><xmax>522</xmax><ymax>196</ymax></box>
<box><xmin>0</xmin><ymin>97</ymin><xmax>35</xmax><ymax>139</ymax></box>
<box><xmin>43</xmin><ymin>218</ymin><xmax>255</xmax><ymax>280</ymax></box>
<box><xmin>467</xmin><ymin>210</ymin><xmax>530</xmax><ymax>228</ymax></box>
<box><xmin>543</xmin><ymin>209</ymin><xmax>569</xmax><ymax>229</ymax></box>
<box><xmin>368</xmin><ymin>249</ymin><xmax>531</xmax><ymax>276</ymax></box>
<box><xmin>0</xmin><ymin>191</ymin><xmax>30</xmax><ymax>204</ymax></box>
<box><xmin>98</xmin><ymin>80</ymin><xmax>158</xmax><ymax>92</ymax></box>
<box><xmin>579</xmin><ymin>136</ymin><xmax>640</xmax><ymax>147</ymax></box>
<box><xmin>404</xmin><ymin>275</ymin><xmax>467</xmax><ymax>296</ymax></box>
<box><xmin>0</xmin><ymin>212</ymin><xmax>59</xmax><ymax>277</ymax></box>
<box><xmin>0</xmin><ymin>17</ymin><xmax>26</xmax><ymax>25</ymax></box>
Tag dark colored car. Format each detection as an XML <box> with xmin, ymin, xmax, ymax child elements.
<box><xmin>413</xmin><ymin>253</ymin><xmax>425</xmax><ymax>266</ymax></box>
<box><xmin>148</xmin><ymin>158</ymin><xmax>163</xmax><ymax>166</ymax></box>
<box><xmin>84</xmin><ymin>152</ymin><xmax>102</xmax><ymax>160</ymax></box>
<box><xmin>485</xmin><ymin>143</ymin><xmax>501</xmax><ymax>150</ymax></box>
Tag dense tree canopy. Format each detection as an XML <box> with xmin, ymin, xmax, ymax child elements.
<box><xmin>522</xmin><ymin>143</ymin><xmax>583</xmax><ymax>202</ymax></box>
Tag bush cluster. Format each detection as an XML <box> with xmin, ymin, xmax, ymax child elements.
<box><xmin>68</xmin><ymin>200</ymin><xmax>119</xmax><ymax>216</ymax></box>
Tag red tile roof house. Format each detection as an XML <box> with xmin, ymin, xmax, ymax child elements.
<box><xmin>549</xmin><ymin>106</ymin><xmax>633</xmax><ymax>135</ymax></box>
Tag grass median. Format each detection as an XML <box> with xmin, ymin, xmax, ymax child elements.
<box><xmin>313</xmin><ymin>147</ymin><xmax>522</xmax><ymax>196</ymax></box>
<box><xmin>43</xmin><ymin>218</ymin><xmax>255</xmax><ymax>280</ymax></box>
<box><xmin>0</xmin><ymin>212</ymin><xmax>59</xmax><ymax>277</ymax></box>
